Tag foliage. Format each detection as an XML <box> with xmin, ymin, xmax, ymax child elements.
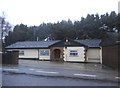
<box><xmin>5</xmin><ymin>11</ymin><xmax>120</xmax><ymax>46</ymax></box>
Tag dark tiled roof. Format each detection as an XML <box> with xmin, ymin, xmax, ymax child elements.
<box><xmin>6</xmin><ymin>39</ymin><xmax>101</xmax><ymax>49</ymax></box>
<box><xmin>75</xmin><ymin>39</ymin><xmax>101</xmax><ymax>48</ymax></box>
<box><xmin>6</xmin><ymin>41</ymin><xmax>60</xmax><ymax>49</ymax></box>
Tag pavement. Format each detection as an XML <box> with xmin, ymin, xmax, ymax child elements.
<box><xmin>2</xmin><ymin>59</ymin><xmax>120</xmax><ymax>83</ymax></box>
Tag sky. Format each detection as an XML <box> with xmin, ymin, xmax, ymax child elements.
<box><xmin>0</xmin><ymin>0</ymin><xmax>119</xmax><ymax>26</ymax></box>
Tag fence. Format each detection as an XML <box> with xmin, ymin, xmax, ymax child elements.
<box><xmin>2</xmin><ymin>50</ymin><xmax>19</xmax><ymax>65</ymax></box>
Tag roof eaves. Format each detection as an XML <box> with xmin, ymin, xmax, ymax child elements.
<box><xmin>6</xmin><ymin>47</ymin><xmax>50</xmax><ymax>49</ymax></box>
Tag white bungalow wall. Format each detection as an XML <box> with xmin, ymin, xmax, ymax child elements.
<box><xmin>10</xmin><ymin>49</ymin><xmax>50</xmax><ymax>60</ymax></box>
<box><xmin>39</xmin><ymin>49</ymin><xmax>50</xmax><ymax>60</ymax></box>
<box><xmin>64</xmin><ymin>47</ymin><xmax>85</xmax><ymax>62</ymax></box>
<box><xmin>86</xmin><ymin>48</ymin><xmax>100</xmax><ymax>63</ymax></box>
<box><xmin>19</xmin><ymin>49</ymin><xmax>38</xmax><ymax>59</ymax></box>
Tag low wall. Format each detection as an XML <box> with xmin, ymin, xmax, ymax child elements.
<box><xmin>2</xmin><ymin>51</ymin><xmax>19</xmax><ymax>65</ymax></box>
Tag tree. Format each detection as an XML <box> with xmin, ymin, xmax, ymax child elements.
<box><xmin>0</xmin><ymin>13</ymin><xmax>12</xmax><ymax>51</ymax></box>
<box><xmin>5</xmin><ymin>24</ymin><xmax>31</xmax><ymax>46</ymax></box>
<box><xmin>5</xmin><ymin>11</ymin><xmax>119</xmax><ymax>46</ymax></box>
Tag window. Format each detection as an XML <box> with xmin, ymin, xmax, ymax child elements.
<box><xmin>69</xmin><ymin>50</ymin><xmax>78</xmax><ymax>57</ymax></box>
<box><xmin>19</xmin><ymin>51</ymin><xmax>24</xmax><ymax>56</ymax></box>
<box><xmin>40</xmin><ymin>50</ymin><xmax>49</xmax><ymax>56</ymax></box>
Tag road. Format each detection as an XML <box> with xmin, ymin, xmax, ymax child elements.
<box><xmin>2</xmin><ymin>60</ymin><xmax>119</xmax><ymax>86</ymax></box>
<box><xmin>2</xmin><ymin>71</ymin><xmax>118</xmax><ymax>86</ymax></box>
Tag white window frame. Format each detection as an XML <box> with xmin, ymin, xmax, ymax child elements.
<box><xmin>69</xmin><ymin>50</ymin><xmax>78</xmax><ymax>57</ymax></box>
<box><xmin>40</xmin><ymin>50</ymin><xmax>49</xmax><ymax>56</ymax></box>
<box><xmin>19</xmin><ymin>50</ymin><xmax>24</xmax><ymax>56</ymax></box>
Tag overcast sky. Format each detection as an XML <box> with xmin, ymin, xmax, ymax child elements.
<box><xmin>0</xmin><ymin>0</ymin><xmax>119</xmax><ymax>26</ymax></box>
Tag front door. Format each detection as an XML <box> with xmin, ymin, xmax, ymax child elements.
<box><xmin>52</xmin><ymin>49</ymin><xmax>63</xmax><ymax>61</ymax></box>
<box><xmin>54</xmin><ymin>49</ymin><xmax>60</xmax><ymax>59</ymax></box>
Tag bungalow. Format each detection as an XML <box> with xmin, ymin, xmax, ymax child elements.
<box><xmin>6</xmin><ymin>39</ymin><xmax>102</xmax><ymax>63</ymax></box>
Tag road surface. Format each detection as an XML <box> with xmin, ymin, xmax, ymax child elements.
<box><xmin>2</xmin><ymin>71</ymin><xmax>119</xmax><ymax>86</ymax></box>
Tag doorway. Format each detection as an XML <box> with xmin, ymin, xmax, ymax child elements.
<box><xmin>52</xmin><ymin>49</ymin><xmax>63</xmax><ymax>61</ymax></box>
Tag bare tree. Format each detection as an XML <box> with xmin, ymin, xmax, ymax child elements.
<box><xmin>0</xmin><ymin>12</ymin><xmax>12</xmax><ymax>52</ymax></box>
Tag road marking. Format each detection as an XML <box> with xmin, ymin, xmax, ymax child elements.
<box><xmin>115</xmin><ymin>77</ymin><xmax>120</xmax><ymax>79</ymax></box>
<box><xmin>29</xmin><ymin>68</ymin><xmax>35</xmax><ymax>71</ymax></box>
<box><xmin>74</xmin><ymin>73</ymin><xmax>96</xmax><ymax>77</ymax></box>
<box><xmin>36</xmin><ymin>70</ymin><xmax>59</xmax><ymax>74</ymax></box>
<box><xmin>29</xmin><ymin>68</ymin><xmax>43</xmax><ymax>71</ymax></box>
<box><xmin>3</xmin><ymin>68</ymin><xmax>19</xmax><ymax>71</ymax></box>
